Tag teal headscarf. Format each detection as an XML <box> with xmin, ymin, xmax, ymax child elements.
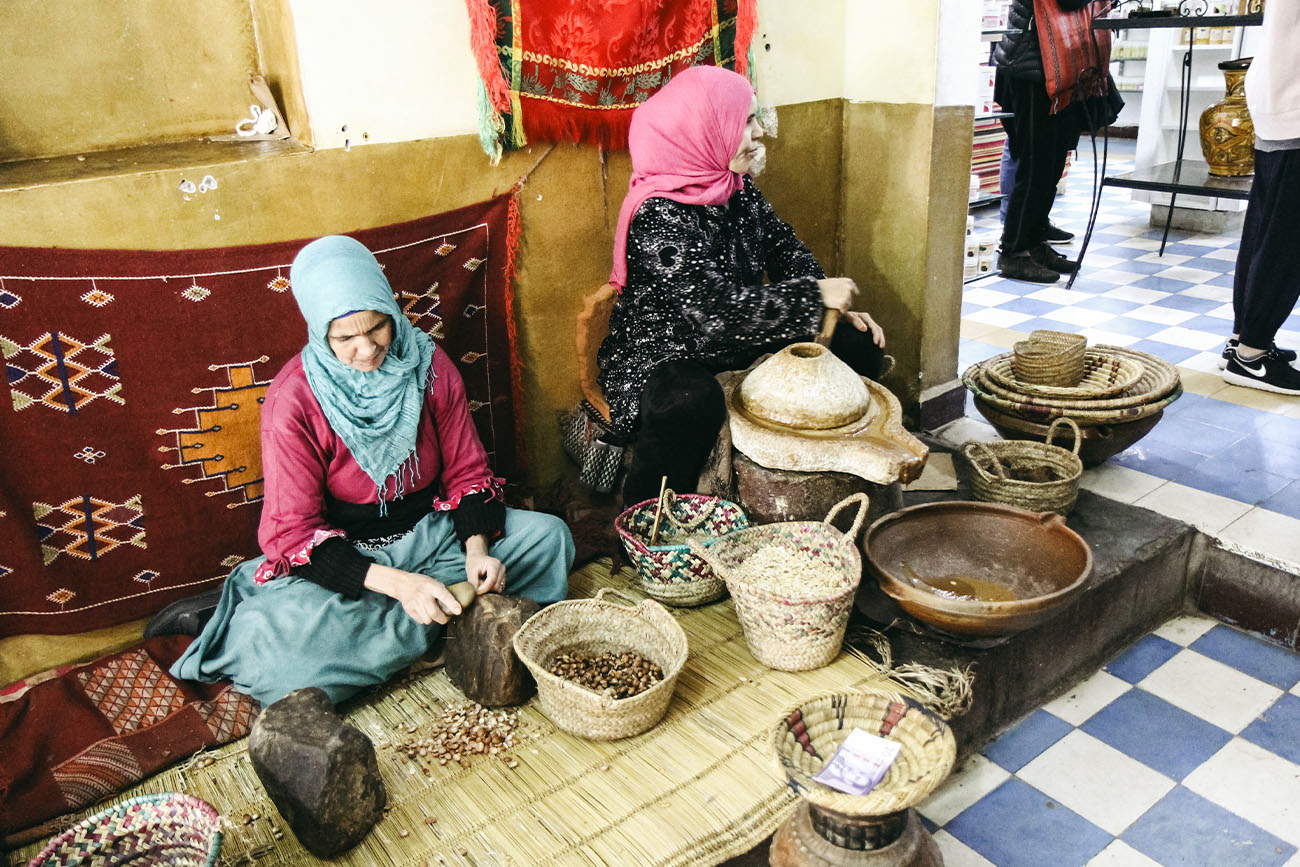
<box><xmin>289</xmin><ymin>235</ymin><xmax>435</xmax><ymax>502</ymax></box>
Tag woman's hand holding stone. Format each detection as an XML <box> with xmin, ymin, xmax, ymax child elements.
<box><xmin>464</xmin><ymin>535</ymin><xmax>506</xmax><ymax>595</ymax></box>
<box><xmin>365</xmin><ymin>563</ymin><xmax>462</xmax><ymax>625</ymax></box>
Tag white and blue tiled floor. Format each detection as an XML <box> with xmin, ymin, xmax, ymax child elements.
<box><xmin>923</xmin><ymin>141</ymin><xmax>1300</xmax><ymax>866</ymax></box>
<box><xmin>944</xmin><ymin>138</ymin><xmax>1300</xmax><ymax>561</ymax></box>
<box><xmin>919</xmin><ymin>614</ymin><xmax>1300</xmax><ymax>867</ymax></box>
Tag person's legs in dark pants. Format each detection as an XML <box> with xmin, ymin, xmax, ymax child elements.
<box><xmin>622</xmin><ymin>360</ymin><xmax>727</xmax><ymax>506</ymax></box>
<box><xmin>1223</xmin><ymin>148</ymin><xmax>1300</xmax><ymax>394</ymax></box>
<box><xmin>999</xmin><ymin>76</ymin><xmax>1074</xmax><ymax>282</ymax></box>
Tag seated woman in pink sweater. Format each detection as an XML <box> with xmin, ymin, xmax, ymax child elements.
<box><xmin>161</xmin><ymin>235</ymin><xmax>573</xmax><ymax>706</ymax></box>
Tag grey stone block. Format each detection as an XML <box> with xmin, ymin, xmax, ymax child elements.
<box><xmin>249</xmin><ymin>687</ymin><xmax>386</xmax><ymax>857</ymax></box>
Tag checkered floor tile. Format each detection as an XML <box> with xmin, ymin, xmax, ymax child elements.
<box><xmin>920</xmin><ymin>616</ymin><xmax>1300</xmax><ymax>867</ymax></box>
<box><xmin>931</xmin><ymin>141</ymin><xmax>1300</xmax><ymax>866</ymax></box>
<box><xmin>951</xmin><ymin>138</ymin><xmax>1300</xmax><ymax>568</ymax></box>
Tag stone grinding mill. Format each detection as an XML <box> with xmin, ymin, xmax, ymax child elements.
<box><xmin>716</xmin><ymin>338</ymin><xmax>928</xmax><ymax>530</ymax></box>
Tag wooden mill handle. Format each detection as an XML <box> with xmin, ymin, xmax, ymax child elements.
<box><xmin>816</xmin><ymin>309</ymin><xmax>840</xmax><ymax>346</ymax></box>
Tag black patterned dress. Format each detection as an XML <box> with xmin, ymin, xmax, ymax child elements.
<box><xmin>597</xmin><ymin>176</ymin><xmax>825</xmax><ymax>438</ymax></box>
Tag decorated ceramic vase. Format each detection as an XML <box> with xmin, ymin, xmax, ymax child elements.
<box><xmin>1199</xmin><ymin>58</ymin><xmax>1254</xmax><ymax>177</ymax></box>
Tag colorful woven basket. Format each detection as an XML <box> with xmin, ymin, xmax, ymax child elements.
<box><xmin>690</xmin><ymin>494</ymin><xmax>869</xmax><ymax>672</ymax></box>
<box><xmin>771</xmin><ymin>690</ymin><xmax>956</xmax><ymax>817</ymax></box>
<box><xmin>615</xmin><ymin>491</ymin><xmax>748</xmax><ymax>607</ymax></box>
<box><xmin>512</xmin><ymin>588</ymin><xmax>688</xmax><ymax>740</ymax></box>
<box><xmin>28</xmin><ymin>793</ymin><xmax>222</xmax><ymax>867</ymax></box>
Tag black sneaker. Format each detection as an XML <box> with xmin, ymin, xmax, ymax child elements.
<box><xmin>1029</xmin><ymin>243</ymin><xmax>1078</xmax><ymax>274</ymax></box>
<box><xmin>1223</xmin><ymin>350</ymin><xmax>1300</xmax><ymax>395</ymax></box>
<box><xmin>1218</xmin><ymin>339</ymin><xmax>1298</xmax><ymax>370</ymax></box>
<box><xmin>997</xmin><ymin>251</ymin><xmax>1060</xmax><ymax>284</ymax></box>
<box><xmin>1043</xmin><ymin>220</ymin><xmax>1075</xmax><ymax>245</ymax></box>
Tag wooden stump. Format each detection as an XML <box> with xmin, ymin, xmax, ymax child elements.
<box><xmin>444</xmin><ymin>594</ymin><xmax>541</xmax><ymax>707</ymax></box>
<box><xmin>733</xmin><ymin>452</ymin><xmax>902</xmax><ymax>530</ymax></box>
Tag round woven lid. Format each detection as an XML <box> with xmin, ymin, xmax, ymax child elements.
<box><xmin>738</xmin><ymin>343</ymin><xmax>872</xmax><ymax>430</ymax></box>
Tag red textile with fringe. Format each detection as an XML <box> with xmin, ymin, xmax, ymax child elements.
<box><xmin>466</xmin><ymin>0</ymin><xmax>757</xmax><ymax>156</ymax></box>
<box><xmin>0</xmin><ymin>636</ymin><xmax>259</xmax><ymax>839</ymax></box>
<box><xmin>1033</xmin><ymin>0</ymin><xmax>1112</xmax><ymax>113</ymax></box>
<box><xmin>0</xmin><ymin>194</ymin><xmax>523</xmax><ymax>638</ymax></box>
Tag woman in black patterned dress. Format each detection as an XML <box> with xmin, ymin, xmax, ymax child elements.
<box><xmin>599</xmin><ymin>65</ymin><xmax>887</xmax><ymax>505</ymax></box>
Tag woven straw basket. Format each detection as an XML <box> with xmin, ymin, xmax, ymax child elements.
<box><xmin>771</xmin><ymin>690</ymin><xmax>956</xmax><ymax>817</ymax></box>
<box><xmin>1013</xmin><ymin>330</ymin><xmax>1087</xmax><ymax>387</ymax></box>
<box><xmin>513</xmin><ymin>588</ymin><xmax>688</xmax><ymax>740</ymax></box>
<box><xmin>690</xmin><ymin>494</ymin><xmax>869</xmax><ymax>672</ymax></box>
<box><xmin>28</xmin><ymin>793</ymin><xmax>222</xmax><ymax>867</ymax></box>
<box><xmin>963</xmin><ymin>417</ymin><xmax>1084</xmax><ymax>515</ymax></box>
<box><xmin>615</xmin><ymin>490</ymin><xmax>748</xmax><ymax>606</ymax></box>
<box><xmin>986</xmin><ymin>348</ymin><xmax>1143</xmax><ymax>400</ymax></box>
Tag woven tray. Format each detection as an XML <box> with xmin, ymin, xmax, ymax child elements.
<box><xmin>770</xmin><ymin>690</ymin><xmax>956</xmax><ymax>817</ymax></box>
<box><xmin>963</xmin><ymin>418</ymin><xmax>1084</xmax><ymax>514</ymax></box>
<box><xmin>964</xmin><ymin>347</ymin><xmax>1180</xmax><ymax>421</ymax></box>
<box><xmin>971</xmin><ymin>346</ymin><xmax>1177</xmax><ymax>410</ymax></box>
<box><xmin>985</xmin><ymin>348</ymin><xmax>1144</xmax><ymax>400</ymax></box>
<box><xmin>963</xmin><ymin>364</ymin><xmax>1182</xmax><ymax>424</ymax></box>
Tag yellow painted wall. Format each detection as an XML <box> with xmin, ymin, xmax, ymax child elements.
<box><xmin>0</xmin><ymin>0</ymin><xmax>261</xmax><ymax>161</ymax></box>
<box><xmin>0</xmin><ymin>0</ymin><xmax>975</xmax><ymax>679</ymax></box>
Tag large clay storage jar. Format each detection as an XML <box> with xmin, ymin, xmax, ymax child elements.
<box><xmin>1199</xmin><ymin>57</ymin><xmax>1254</xmax><ymax>177</ymax></box>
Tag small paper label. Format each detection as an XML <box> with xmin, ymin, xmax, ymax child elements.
<box><xmin>812</xmin><ymin>728</ymin><xmax>902</xmax><ymax>796</ymax></box>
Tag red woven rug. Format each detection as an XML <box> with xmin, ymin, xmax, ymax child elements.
<box><xmin>0</xmin><ymin>194</ymin><xmax>522</xmax><ymax>638</ymax></box>
<box><xmin>467</xmin><ymin>0</ymin><xmax>757</xmax><ymax>158</ymax></box>
<box><xmin>0</xmin><ymin>635</ymin><xmax>259</xmax><ymax>839</ymax></box>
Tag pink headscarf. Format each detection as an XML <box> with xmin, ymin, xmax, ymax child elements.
<box><xmin>609</xmin><ymin>65</ymin><xmax>756</xmax><ymax>289</ymax></box>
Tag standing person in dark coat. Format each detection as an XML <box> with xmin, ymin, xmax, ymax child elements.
<box><xmin>993</xmin><ymin>0</ymin><xmax>1119</xmax><ymax>284</ymax></box>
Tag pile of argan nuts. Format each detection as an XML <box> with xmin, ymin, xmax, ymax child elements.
<box><xmin>548</xmin><ymin>650</ymin><xmax>664</xmax><ymax>699</ymax></box>
<box><xmin>388</xmin><ymin>702</ymin><xmax>522</xmax><ymax>771</ymax></box>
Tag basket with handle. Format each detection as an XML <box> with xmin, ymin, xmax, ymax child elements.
<box><xmin>963</xmin><ymin>417</ymin><xmax>1084</xmax><ymax>515</ymax></box>
<box><xmin>28</xmin><ymin>793</ymin><xmax>222</xmax><ymax>867</ymax></box>
<box><xmin>615</xmin><ymin>489</ymin><xmax>748</xmax><ymax>606</ymax></box>
<box><xmin>512</xmin><ymin>588</ymin><xmax>688</xmax><ymax>740</ymax></box>
<box><xmin>689</xmin><ymin>494</ymin><xmax>869</xmax><ymax>672</ymax></box>
<box><xmin>1012</xmin><ymin>330</ymin><xmax>1087</xmax><ymax>387</ymax></box>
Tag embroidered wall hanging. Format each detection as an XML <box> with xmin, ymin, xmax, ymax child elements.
<box><xmin>466</xmin><ymin>0</ymin><xmax>757</xmax><ymax>161</ymax></box>
<box><xmin>0</xmin><ymin>194</ymin><xmax>523</xmax><ymax>638</ymax></box>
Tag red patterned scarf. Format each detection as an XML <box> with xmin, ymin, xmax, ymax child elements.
<box><xmin>1033</xmin><ymin>0</ymin><xmax>1112</xmax><ymax>113</ymax></box>
<box><xmin>466</xmin><ymin>0</ymin><xmax>757</xmax><ymax>159</ymax></box>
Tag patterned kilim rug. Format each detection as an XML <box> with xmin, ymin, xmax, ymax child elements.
<box><xmin>0</xmin><ymin>194</ymin><xmax>523</xmax><ymax>638</ymax></box>
<box><xmin>0</xmin><ymin>635</ymin><xmax>258</xmax><ymax>838</ymax></box>
<box><xmin>466</xmin><ymin>0</ymin><xmax>757</xmax><ymax>159</ymax></box>
<box><xmin>8</xmin><ymin>559</ymin><xmax>929</xmax><ymax>867</ymax></box>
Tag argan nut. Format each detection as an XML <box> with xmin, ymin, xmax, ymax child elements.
<box><xmin>449</xmin><ymin>582</ymin><xmax>478</xmax><ymax>610</ymax></box>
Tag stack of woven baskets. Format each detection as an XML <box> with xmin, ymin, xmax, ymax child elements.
<box><xmin>962</xmin><ymin>330</ymin><xmax>1182</xmax><ymax>467</ymax></box>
